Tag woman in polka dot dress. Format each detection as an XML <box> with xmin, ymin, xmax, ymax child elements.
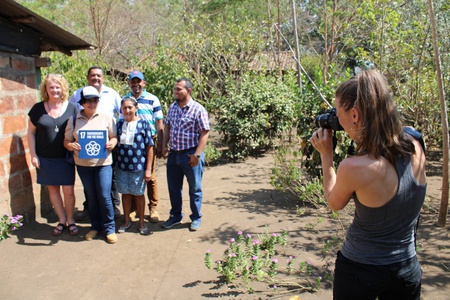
<box><xmin>115</xmin><ymin>96</ymin><xmax>154</xmax><ymax>235</ymax></box>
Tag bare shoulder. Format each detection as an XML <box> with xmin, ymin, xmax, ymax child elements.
<box><xmin>408</xmin><ymin>136</ymin><xmax>427</xmax><ymax>185</ymax></box>
<box><xmin>338</xmin><ymin>155</ymin><xmax>389</xmax><ymax>189</ymax></box>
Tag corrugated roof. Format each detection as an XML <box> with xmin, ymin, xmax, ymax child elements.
<box><xmin>0</xmin><ymin>0</ymin><xmax>94</xmax><ymax>56</ymax></box>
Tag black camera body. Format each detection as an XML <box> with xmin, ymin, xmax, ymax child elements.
<box><xmin>315</xmin><ymin>108</ymin><xmax>343</xmax><ymax>131</ymax></box>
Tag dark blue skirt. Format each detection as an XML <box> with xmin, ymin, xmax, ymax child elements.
<box><xmin>37</xmin><ymin>157</ymin><xmax>75</xmax><ymax>186</ymax></box>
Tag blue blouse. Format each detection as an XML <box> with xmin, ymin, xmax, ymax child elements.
<box><xmin>116</xmin><ymin>119</ymin><xmax>154</xmax><ymax>172</ymax></box>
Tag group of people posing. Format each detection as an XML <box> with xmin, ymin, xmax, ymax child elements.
<box><xmin>29</xmin><ymin>67</ymin><xmax>426</xmax><ymax>299</ymax></box>
<box><xmin>28</xmin><ymin>67</ymin><xmax>210</xmax><ymax>244</ymax></box>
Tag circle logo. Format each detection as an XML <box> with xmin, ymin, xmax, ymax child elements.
<box><xmin>85</xmin><ymin>141</ymin><xmax>101</xmax><ymax>156</ymax></box>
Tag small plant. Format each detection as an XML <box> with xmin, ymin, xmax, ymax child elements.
<box><xmin>204</xmin><ymin>141</ymin><xmax>222</xmax><ymax>166</ymax></box>
<box><xmin>305</xmin><ymin>217</ymin><xmax>324</xmax><ymax>232</ymax></box>
<box><xmin>299</xmin><ymin>261</ymin><xmax>313</xmax><ymax>275</ymax></box>
<box><xmin>204</xmin><ymin>229</ymin><xmax>320</xmax><ymax>294</ymax></box>
<box><xmin>1</xmin><ymin>213</ymin><xmax>23</xmax><ymax>241</ymax></box>
<box><xmin>271</xmin><ymin>140</ymin><xmax>327</xmax><ymax>208</ymax></box>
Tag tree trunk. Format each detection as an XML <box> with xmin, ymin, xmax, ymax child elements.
<box><xmin>291</xmin><ymin>0</ymin><xmax>302</xmax><ymax>89</ymax></box>
<box><xmin>428</xmin><ymin>0</ymin><xmax>449</xmax><ymax>227</ymax></box>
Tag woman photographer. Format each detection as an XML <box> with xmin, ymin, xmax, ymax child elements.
<box><xmin>310</xmin><ymin>70</ymin><xmax>426</xmax><ymax>299</ymax></box>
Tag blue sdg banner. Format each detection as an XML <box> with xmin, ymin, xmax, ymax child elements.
<box><xmin>78</xmin><ymin>130</ymin><xmax>108</xmax><ymax>159</ymax></box>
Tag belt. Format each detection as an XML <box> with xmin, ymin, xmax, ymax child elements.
<box><xmin>171</xmin><ymin>147</ymin><xmax>196</xmax><ymax>154</ymax></box>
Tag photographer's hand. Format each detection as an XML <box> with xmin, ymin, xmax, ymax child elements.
<box><xmin>310</xmin><ymin>128</ymin><xmax>333</xmax><ymax>159</ymax></box>
<box><xmin>310</xmin><ymin>128</ymin><xmax>343</xmax><ymax>210</ymax></box>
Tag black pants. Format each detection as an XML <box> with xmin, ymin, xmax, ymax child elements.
<box><xmin>333</xmin><ymin>251</ymin><xmax>421</xmax><ymax>300</ymax></box>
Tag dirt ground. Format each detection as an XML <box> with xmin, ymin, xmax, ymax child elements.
<box><xmin>0</xmin><ymin>151</ymin><xmax>449</xmax><ymax>300</ymax></box>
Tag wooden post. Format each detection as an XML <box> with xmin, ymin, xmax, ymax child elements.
<box><xmin>428</xmin><ymin>0</ymin><xmax>449</xmax><ymax>227</ymax></box>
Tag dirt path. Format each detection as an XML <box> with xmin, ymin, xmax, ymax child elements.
<box><xmin>0</xmin><ymin>153</ymin><xmax>448</xmax><ymax>299</ymax></box>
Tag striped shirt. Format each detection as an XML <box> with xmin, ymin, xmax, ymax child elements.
<box><xmin>165</xmin><ymin>99</ymin><xmax>210</xmax><ymax>151</ymax></box>
<box><xmin>122</xmin><ymin>91</ymin><xmax>164</xmax><ymax>136</ymax></box>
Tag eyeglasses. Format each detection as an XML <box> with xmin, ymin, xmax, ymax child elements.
<box><xmin>85</xmin><ymin>98</ymin><xmax>99</xmax><ymax>103</ymax></box>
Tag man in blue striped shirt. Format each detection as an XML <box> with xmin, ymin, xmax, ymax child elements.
<box><xmin>161</xmin><ymin>78</ymin><xmax>210</xmax><ymax>231</ymax></box>
<box><xmin>122</xmin><ymin>70</ymin><xmax>164</xmax><ymax>223</ymax></box>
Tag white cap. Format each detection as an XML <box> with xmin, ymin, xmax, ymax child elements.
<box><xmin>82</xmin><ymin>86</ymin><xmax>100</xmax><ymax>99</ymax></box>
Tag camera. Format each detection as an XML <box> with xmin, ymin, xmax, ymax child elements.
<box><xmin>315</xmin><ymin>108</ymin><xmax>343</xmax><ymax>131</ymax></box>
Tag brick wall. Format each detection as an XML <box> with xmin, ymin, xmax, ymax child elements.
<box><xmin>0</xmin><ymin>52</ymin><xmax>50</xmax><ymax>222</ymax></box>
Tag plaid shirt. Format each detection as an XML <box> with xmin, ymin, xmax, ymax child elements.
<box><xmin>165</xmin><ymin>99</ymin><xmax>210</xmax><ymax>151</ymax></box>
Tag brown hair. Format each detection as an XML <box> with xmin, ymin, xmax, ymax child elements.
<box><xmin>39</xmin><ymin>74</ymin><xmax>69</xmax><ymax>102</ymax></box>
<box><xmin>335</xmin><ymin>70</ymin><xmax>414</xmax><ymax>165</ymax></box>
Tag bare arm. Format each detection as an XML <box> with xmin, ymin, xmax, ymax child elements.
<box><xmin>155</xmin><ymin>119</ymin><xmax>164</xmax><ymax>158</ymax></box>
<box><xmin>310</xmin><ymin>128</ymin><xmax>353</xmax><ymax>210</ymax></box>
<box><xmin>63</xmin><ymin>115</ymin><xmax>80</xmax><ymax>152</ymax></box>
<box><xmin>27</xmin><ymin>119</ymin><xmax>40</xmax><ymax>169</ymax></box>
<box><xmin>161</xmin><ymin>124</ymin><xmax>171</xmax><ymax>159</ymax></box>
<box><xmin>188</xmin><ymin>130</ymin><xmax>210</xmax><ymax>167</ymax></box>
<box><xmin>145</xmin><ymin>146</ymin><xmax>154</xmax><ymax>182</ymax></box>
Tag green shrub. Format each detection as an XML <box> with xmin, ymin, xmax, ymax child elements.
<box><xmin>213</xmin><ymin>74</ymin><xmax>297</xmax><ymax>160</ymax></box>
<box><xmin>204</xmin><ymin>141</ymin><xmax>222</xmax><ymax>166</ymax></box>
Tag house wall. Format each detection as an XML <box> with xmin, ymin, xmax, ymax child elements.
<box><xmin>0</xmin><ymin>51</ymin><xmax>50</xmax><ymax>222</ymax></box>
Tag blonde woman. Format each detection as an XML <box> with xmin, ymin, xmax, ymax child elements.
<box><xmin>28</xmin><ymin>74</ymin><xmax>79</xmax><ymax>236</ymax></box>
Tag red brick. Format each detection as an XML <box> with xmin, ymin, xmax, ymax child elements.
<box><xmin>25</xmin><ymin>75</ymin><xmax>37</xmax><ymax>89</ymax></box>
<box><xmin>18</xmin><ymin>136</ymin><xmax>28</xmax><ymax>155</ymax></box>
<box><xmin>12</xmin><ymin>58</ymin><xmax>32</xmax><ymax>71</ymax></box>
<box><xmin>8</xmin><ymin>173</ymin><xmax>23</xmax><ymax>195</ymax></box>
<box><xmin>0</xmin><ymin>95</ymin><xmax>15</xmax><ymax>114</ymax></box>
<box><xmin>8</xmin><ymin>154</ymin><xmax>28</xmax><ymax>174</ymax></box>
<box><xmin>1</xmin><ymin>76</ymin><xmax>26</xmax><ymax>92</ymax></box>
<box><xmin>10</xmin><ymin>189</ymin><xmax>36</xmax><ymax>218</ymax></box>
<box><xmin>2</xmin><ymin>115</ymin><xmax>27</xmax><ymax>134</ymax></box>
<box><xmin>0</xmin><ymin>136</ymin><xmax>15</xmax><ymax>156</ymax></box>
<box><xmin>22</xmin><ymin>170</ymin><xmax>33</xmax><ymax>189</ymax></box>
<box><xmin>17</xmin><ymin>93</ymin><xmax>38</xmax><ymax>111</ymax></box>
<box><xmin>0</xmin><ymin>160</ymin><xmax>5</xmax><ymax>177</ymax></box>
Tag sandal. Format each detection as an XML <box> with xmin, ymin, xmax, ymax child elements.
<box><xmin>68</xmin><ymin>223</ymin><xmax>79</xmax><ymax>236</ymax></box>
<box><xmin>118</xmin><ymin>222</ymin><xmax>132</xmax><ymax>233</ymax></box>
<box><xmin>53</xmin><ymin>223</ymin><xmax>65</xmax><ymax>236</ymax></box>
<box><xmin>139</xmin><ymin>224</ymin><xmax>150</xmax><ymax>235</ymax></box>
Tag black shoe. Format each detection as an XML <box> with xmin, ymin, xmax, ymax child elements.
<box><xmin>75</xmin><ymin>210</ymin><xmax>89</xmax><ymax>221</ymax></box>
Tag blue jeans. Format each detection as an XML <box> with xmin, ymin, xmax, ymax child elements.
<box><xmin>333</xmin><ymin>251</ymin><xmax>422</xmax><ymax>300</ymax></box>
<box><xmin>166</xmin><ymin>149</ymin><xmax>204</xmax><ymax>221</ymax></box>
<box><xmin>77</xmin><ymin>165</ymin><xmax>115</xmax><ymax>235</ymax></box>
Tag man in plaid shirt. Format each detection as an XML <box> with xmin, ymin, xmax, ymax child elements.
<box><xmin>161</xmin><ymin>78</ymin><xmax>210</xmax><ymax>231</ymax></box>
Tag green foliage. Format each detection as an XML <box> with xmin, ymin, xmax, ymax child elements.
<box><xmin>1</xmin><ymin>214</ymin><xmax>23</xmax><ymax>241</ymax></box>
<box><xmin>133</xmin><ymin>42</ymin><xmax>192</xmax><ymax>113</ymax></box>
<box><xmin>204</xmin><ymin>141</ymin><xmax>222</xmax><ymax>166</ymax></box>
<box><xmin>204</xmin><ymin>229</ymin><xmax>319</xmax><ymax>293</ymax></box>
<box><xmin>298</xmin><ymin>65</ymin><xmax>354</xmax><ymax>174</ymax></box>
<box><xmin>41</xmin><ymin>51</ymin><xmax>126</xmax><ymax>96</ymax></box>
<box><xmin>213</xmin><ymin>74</ymin><xmax>297</xmax><ymax>160</ymax></box>
<box><xmin>270</xmin><ymin>137</ymin><xmax>327</xmax><ymax>208</ymax></box>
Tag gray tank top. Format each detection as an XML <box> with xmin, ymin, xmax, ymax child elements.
<box><xmin>340</xmin><ymin>155</ymin><xmax>426</xmax><ymax>265</ymax></box>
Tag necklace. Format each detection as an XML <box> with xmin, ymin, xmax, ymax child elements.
<box><xmin>46</xmin><ymin>101</ymin><xmax>63</xmax><ymax>132</ymax></box>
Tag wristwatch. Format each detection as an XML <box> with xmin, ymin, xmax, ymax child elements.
<box><xmin>194</xmin><ymin>154</ymin><xmax>201</xmax><ymax>159</ymax></box>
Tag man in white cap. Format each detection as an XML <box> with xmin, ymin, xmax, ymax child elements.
<box><xmin>69</xmin><ymin>66</ymin><xmax>122</xmax><ymax>220</ymax></box>
<box><xmin>122</xmin><ymin>70</ymin><xmax>164</xmax><ymax>223</ymax></box>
